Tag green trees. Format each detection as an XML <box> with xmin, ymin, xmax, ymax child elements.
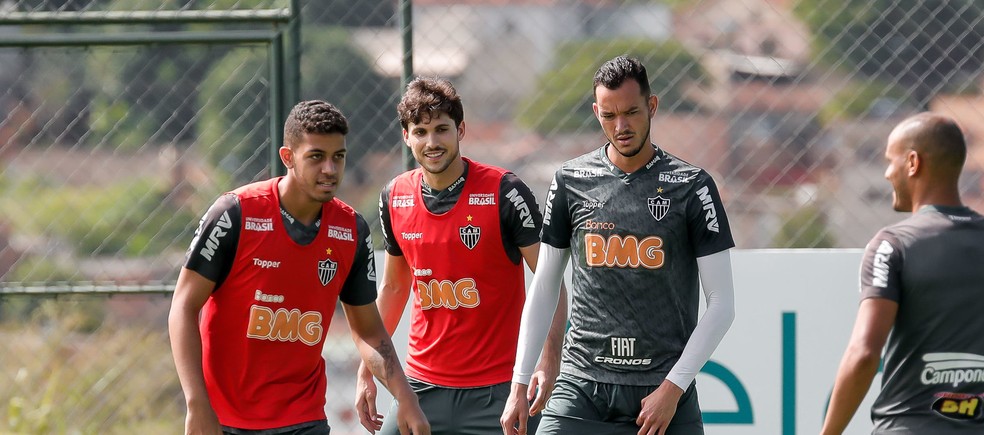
<box><xmin>299</xmin><ymin>26</ymin><xmax>400</xmax><ymax>166</ymax></box>
<box><xmin>197</xmin><ymin>26</ymin><xmax>398</xmax><ymax>181</ymax></box>
<box><xmin>517</xmin><ymin>39</ymin><xmax>705</xmax><ymax>135</ymax></box>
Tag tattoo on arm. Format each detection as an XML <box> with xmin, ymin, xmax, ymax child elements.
<box><xmin>367</xmin><ymin>338</ymin><xmax>398</xmax><ymax>386</ymax></box>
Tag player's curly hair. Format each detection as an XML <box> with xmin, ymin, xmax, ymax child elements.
<box><xmin>397</xmin><ymin>77</ymin><xmax>464</xmax><ymax>130</ymax></box>
<box><xmin>283</xmin><ymin>100</ymin><xmax>348</xmax><ymax>149</ymax></box>
<box><xmin>593</xmin><ymin>55</ymin><xmax>651</xmax><ymax>98</ymax></box>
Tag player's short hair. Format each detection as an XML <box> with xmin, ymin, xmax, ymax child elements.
<box><xmin>283</xmin><ymin>100</ymin><xmax>348</xmax><ymax>149</ymax></box>
<box><xmin>397</xmin><ymin>77</ymin><xmax>464</xmax><ymax>130</ymax></box>
<box><xmin>905</xmin><ymin>113</ymin><xmax>967</xmax><ymax>173</ymax></box>
<box><xmin>593</xmin><ymin>55</ymin><xmax>651</xmax><ymax>98</ymax></box>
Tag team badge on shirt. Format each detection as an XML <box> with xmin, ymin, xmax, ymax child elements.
<box><xmin>317</xmin><ymin>256</ymin><xmax>338</xmax><ymax>286</ymax></box>
<box><xmin>459</xmin><ymin>225</ymin><xmax>481</xmax><ymax>250</ymax></box>
<box><xmin>648</xmin><ymin>196</ymin><xmax>670</xmax><ymax>221</ymax></box>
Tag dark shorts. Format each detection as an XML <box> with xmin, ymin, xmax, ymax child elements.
<box><xmin>536</xmin><ymin>373</ymin><xmax>703</xmax><ymax>435</ymax></box>
<box><xmin>222</xmin><ymin>420</ymin><xmax>329</xmax><ymax>435</ymax></box>
<box><xmin>380</xmin><ymin>379</ymin><xmax>539</xmax><ymax>435</ymax></box>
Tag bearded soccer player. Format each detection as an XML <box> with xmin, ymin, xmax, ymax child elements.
<box><xmin>169</xmin><ymin>100</ymin><xmax>429</xmax><ymax>435</ymax></box>
<box><xmin>354</xmin><ymin>77</ymin><xmax>568</xmax><ymax>435</ymax></box>
<box><xmin>822</xmin><ymin>113</ymin><xmax>984</xmax><ymax>434</ymax></box>
<box><xmin>501</xmin><ymin>56</ymin><xmax>736</xmax><ymax>435</ymax></box>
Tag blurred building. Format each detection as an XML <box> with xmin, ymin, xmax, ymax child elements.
<box><xmin>352</xmin><ymin>0</ymin><xmax>671</xmax><ymax>121</ymax></box>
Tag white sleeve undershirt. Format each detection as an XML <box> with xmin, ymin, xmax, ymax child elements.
<box><xmin>665</xmin><ymin>248</ymin><xmax>736</xmax><ymax>389</ymax></box>
<box><xmin>512</xmin><ymin>244</ymin><xmax>569</xmax><ymax>385</ymax></box>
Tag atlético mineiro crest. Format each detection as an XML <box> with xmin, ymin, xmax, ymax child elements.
<box><xmin>648</xmin><ymin>196</ymin><xmax>670</xmax><ymax>221</ymax></box>
<box><xmin>317</xmin><ymin>257</ymin><xmax>338</xmax><ymax>286</ymax></box>
<box><xmin>459</xmin><ymin>224</ymin><xmax>481</xmax><ymax>250</ymax></box>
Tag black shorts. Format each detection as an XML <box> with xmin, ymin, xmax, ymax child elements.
<box><xmin>536</xmin><ymin>373</ymin><xmax>703</xmax><ymax>435</ymax></box>
<box><xmin>380</xmin><ymin>378</ymin><xmax>539</xmax><ymax>435</ymax></box>
<box><xmin>222</xmin><ymin>419</ymin><xmax>329</xmax><ymax>435</ymax></box>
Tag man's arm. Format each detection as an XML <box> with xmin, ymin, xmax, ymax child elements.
<box><xmin>501</xmin><ymin>243</ymin><xmax>569</xmax><ymax>435</ymax></box>
<box><xmin>821</xmin><ymin>298</ymin><xmax>897</xmax><ymax>435</ymax></box>
<box><xmin>666</xmin><ymin>249</ymin><xmax>736</xmax><ymax>388</ymax></box>
<box><xmin>355</xmin><ymin>252</ymin><xmax>414</xmax><ymax>432</ymax></box>
<box><xmin>345</xmin><ymin>302</ymin><xmax>429</xmax><ymax>435</ymax></box>
<box><xmin>637</xmin><ymin>249</ymin><xmax>736</xmax><ymax>435</ymax></box>
<box><xmin>168</xmin><ymin>267</ymin><xmax>221</xmax><ymax>435</ymax></box>
<box><xmin>517</xmin><ymin>242</ymin><xmax>568</xmax><ymax>416</ymax></box>
<box><xmin>375</xmin><ymin>253</ymin><xmax>414</xmax><ymax>333</ymax></box>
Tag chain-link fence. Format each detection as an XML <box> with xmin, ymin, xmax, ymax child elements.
<box><xmin>299</xmin><ymin>0</ymin><xmax>984</xmax><ymax>252</ymax></box>
<box><xmin>0</xmin><ymin>0</ymin><xmax>297</xmax><ymax>432</ymax></box>
<box><xmin>3</xmin><ymin>0</ymin><xmax>984</xmax><ymax>433</ymax></box>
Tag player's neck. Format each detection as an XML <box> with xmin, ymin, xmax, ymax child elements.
<box><xmin>607</xmin><ymin>142</ymin><xmax>655</xmax><ymax>174</ymax></box>
<box><xmin>277</xmin><ymin>177</ymin><xmax>322</xmax><ymax>226</ymax></box>
<box><xmin>909</xmin><ymin>178</ymin><xmax>964</xmax><ymax>212</ymax></box>
<box><xmin>422</xmin><ymin>157</ymin><xmax>466</xmax><ymax>191</ymax></box>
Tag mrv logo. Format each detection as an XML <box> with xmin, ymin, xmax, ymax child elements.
<box><xmin>695</xmin><ymin>186</ymin><xmax>720</xmax><ymax>233</ymax></box>
<box><xmin>543</xmin><ymin>179</ymin><xmax>557</xmax><ymax>226</ymax></box>
<box><xmin>200</xmin><ymin>211</ymin><xmax>232</xmax><ymax>261</ymax></box>
<box><xmin>505</xmin><ymin>188</ymin><xmax>535</xmax><ymax>228</ymax></box>
<box><xmin>871</xmin><ymin>240</ymin><xmax>893</xmax><ymax>288</ymax></box>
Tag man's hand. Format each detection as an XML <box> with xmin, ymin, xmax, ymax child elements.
<box><xmin>355</xmin><ymin>363</ymin><xmax>383</xmax><ymax>433</ymax></box>
<box><xmin>395</xmin><ymin>393</ymin><xmax>430</xmax><ymax>435</ymax></box>
<box><xmin>528</xmin><ymin>357</ymin><xmax>559</xmax><ymax>415</ymax></box>
<box><xmin>500</xmin><ymin>382</ymin><xmax>532</xmax><ymax>435</ymax></box>
<box><xmin>183</xmin><ymin>399</ymin><xmax>222</xmax><ymax>435</ymax></box>
<box><xmin>636</xmin><ymin>381</ymin><xmax>684</xmax><ymax>435</ymax></box>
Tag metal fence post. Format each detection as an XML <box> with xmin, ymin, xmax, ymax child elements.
<box><xmin>399</xmin><ymin>0</ymin><xmax>414</xmax><ymax>171</ymax></box>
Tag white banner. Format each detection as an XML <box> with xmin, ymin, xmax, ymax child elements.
<box><xmin>699</xmin><ymin>249</ymin><xmax>875</xmax><ymax>435</ymax></box>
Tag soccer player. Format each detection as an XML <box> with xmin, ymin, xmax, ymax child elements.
<box><xmin>354</xmin><ymin>77</ymin><xmax>568</xmax><ymax>435</ymax></box>
<box><xmin>169</xmin><ymin>100</ymin><xmax>429</xmax><ymax>435</ymax></box>
<box><xmin>501</xmin><ymin>56</ymin><xmax>736</xmax><ymax>435</ymax></box>
<box><xmin>821</xmin><ymin>113</ymin><xmax>984</xmax><ymax>434</ymax></box>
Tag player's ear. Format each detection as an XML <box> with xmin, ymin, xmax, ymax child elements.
<box><xmin>648</xmin><ymin>95</ymin><xmax>659</xmax><ymax>117</ymax></box>
<box><xmin>279</xmin><ymin>146</ymin><xmax>294</xmax><ymax>169</ymax></box>
<box><xmin>906</xmin><ymin>150</ymin><xmax>920</xmax><ymax>176</ymax></box>
<box><xmin>402</xmin><ymin>129</ymin><xmax>410</xmax><ymax>147</ymax></box>
<box><xmin>457</xmin><ymin>120</ymin><xmax>466</xmax><ymax>141</ymax></box>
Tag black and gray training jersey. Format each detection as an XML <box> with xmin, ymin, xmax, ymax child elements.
<box><xmin>860</xmin><ymin>205</ymin><xmax>984</xmax><ymax>434</ymax></box>
<box><xmin>541</xmin><ymin>144</ymin><xmax>734</xmax><ymax>386</ymax></box>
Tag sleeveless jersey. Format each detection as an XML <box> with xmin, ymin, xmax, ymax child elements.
<box><xmin>388</xmin><ymin>158</ymin><xmax>526</xmax><ymax>387</ymax></box>
<box><xmin>200</xmin><ymin>178</ymin><xmax>359</xmax><ymax>429</ymax></box>
<box><xmin>860</xmin><ymin>205</ymin><xmax>984</xmax><ymax>433</ymax></box>
<box><xmin>541</xmin><ymin>145</ymin><xmax>734</xmax><ymax>386</ymax></box>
